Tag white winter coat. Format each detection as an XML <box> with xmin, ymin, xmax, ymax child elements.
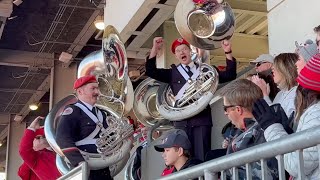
<box><xmin>264</xmin><ymin>102</ymin><xmax>320</xmax><ymax>179</ymax></box>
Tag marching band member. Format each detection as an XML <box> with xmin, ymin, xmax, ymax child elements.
<box><xmin>56</xmin><ymin>75</ymin><xmax>113</xmax><ymax>180</ymax></box>
<box><xmin>145</xmin><ymin>37</ymin><xmax>237</xmax><ymax>161</ymax></box>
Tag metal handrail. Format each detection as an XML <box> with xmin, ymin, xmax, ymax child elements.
<box><xmin>58</xmin><ymin>162</ymin><xmax>89</xmax><ymax>180</ymax></box>
<box><xmin>159</xmin><ymin>125</ymin><xmax>320</xmax><ymax>180</ymax></box>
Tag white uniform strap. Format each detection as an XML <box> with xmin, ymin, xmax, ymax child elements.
<box><xmin>177</xmin><ymin>65</ymin><xmax>189</xmax><ymax>81</ymax></box>
<box><xmin>175</xmin><ymin>64</ymin><xmax>200</xmax><ymax>100</ymax></box>
<box><xmin>74</xmin><ymin>103</ymin><xmax>104</xmax><ymax>146</ymax></box>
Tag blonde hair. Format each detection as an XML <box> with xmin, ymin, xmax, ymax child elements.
<box><xmin>273</xmin><ymin>53</ymin><xmax>298</xmax><ymax>90</ymax></box>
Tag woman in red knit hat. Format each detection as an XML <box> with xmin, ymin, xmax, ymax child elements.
<box><xmin>253</xmin><ymin>53</ymin><xmax>320</xmax><ymax>179</ymax></box>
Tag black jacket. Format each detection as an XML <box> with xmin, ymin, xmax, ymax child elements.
<box><xmin>172</xmin><ymin>158</ymin><xmax>203</xmax><ymax>173</ymax></box>
<box><xmin>227</xmin><ymin>118</ymin><xmax>278</xmax><ymax>180</ymax></box>
<box><xmin>56</xmin><ymin>101</ymin><xmax>109</xmax><ymax>167</ymax></box>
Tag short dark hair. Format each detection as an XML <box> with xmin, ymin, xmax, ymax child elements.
<box><xmin>314</xmin><ymin>25</ymin><xmax>320</xmax><ymax>33</ymax></box>
<box><xmin>173</xmin><ymin>147</ymin><xmax>191</xmax><ymax>158</ymax></box>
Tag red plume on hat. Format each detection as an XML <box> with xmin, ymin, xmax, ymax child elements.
<box><xmin>73</xmin><ymin>75</ymin><xmax>97</xmax><ymax>89</ymax></box>
<box><xmin>171</xmin><ymin>38</ymin><xmax>190</xmax><ymax>54</ymax></box>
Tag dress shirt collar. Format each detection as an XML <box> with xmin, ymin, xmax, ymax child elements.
<box><xmin>79</xmin><ymin>100</ymin><xmax>94</xmax><ymax>111</ymax></box>
<box><xmin>182</xmin><ymin>61</ymin><xmax>195</xmax><ymax>69</ymax></box>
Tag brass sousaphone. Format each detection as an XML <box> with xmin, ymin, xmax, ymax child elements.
<box><xmin>45</xmin><ymin>25</ymin><xmax>134</xmax><ymax>177</ymax></box>
<box><xmin>133</xmin><ymin>0</ymin><xmax>235</xmax><ymax>125</ymax></box>
<box><xmin>156</xmin><ymin>0</ymin><xmax>235</xmax><ymax>121</ymax></box>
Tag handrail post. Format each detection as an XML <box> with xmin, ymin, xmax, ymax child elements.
<box><xmin>204</xmin><ymin>169</ymin><xmax>217</xmax><ymax>180</ymax></box>
<box><xmin>297</xmin><ymin>149</ymin><xmax>306</xmax><ymax>180</ymax></box>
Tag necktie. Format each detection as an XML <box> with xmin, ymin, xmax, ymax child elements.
<box><xmin>91</xmin><ymin>107</ymin><xmax>97</xmax><ymax>117</ymax></box>
<box><xmin>186</xmin><ymin>66</ymin><xmax>193</xmax><ymax>77</ymax></box>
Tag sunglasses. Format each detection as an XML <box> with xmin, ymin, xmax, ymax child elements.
<box><xmin>255</xmin><ymin>62</ymin><xmax>268</xmax><ymax>67</ymax></box>
<box><xmin>223</xmin><ymin>105</ymin><xmax>237</xmax><ymax>112</ymax></box>
<box><xmin>35</xmin><ymin>135</ymin><xmax>45</xmax><ymax>140</ymax></box>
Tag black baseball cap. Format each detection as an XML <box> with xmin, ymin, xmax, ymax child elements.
<box><xmin>154</xmin><ymin>130</ymin><xmax>191</xmax><ymax>152</ymax></box>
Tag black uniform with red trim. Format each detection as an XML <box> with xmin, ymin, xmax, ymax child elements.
<box><xmin>56</xmin><ymin>101</ymin><xmax>113</xmax><ymax>180</ymax></box>
<box><xmin>145</xmin><ymin>55</ymin><xmax>237</xmax><ymax>161</ymax></box>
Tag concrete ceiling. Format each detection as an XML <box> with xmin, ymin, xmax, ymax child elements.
<box><xmin>109</xmin><ymin>0</ymin><xmax>268</xmax><ymax>74</ymax></box>
<box><xmin>0</xmin><ymin>0</ymin><xmax>268</xmax><ymax>171</ymax></box>
<box><xmin>0</xmin><ymin>0</ymin><xmax>105</xmax><ymax>169</ymax></box>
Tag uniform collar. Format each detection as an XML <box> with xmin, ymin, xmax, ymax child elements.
<box><xmin>182</xmin><ymin>61</ymin><xmax>195</xmax><ymax>69</ymax></box>
<box><xmin>79</xmin><ymin>100</ymin><xmax>94</xmax><ymax>111</ymax></box>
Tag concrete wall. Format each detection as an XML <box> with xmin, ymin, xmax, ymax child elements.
<box><xmin>50</xmin><ymin>62</ymin><xmax>77</xmax><ymax>107</ymax></box>
<box><xmin>267</xmin><ymin>0</ymin><xmax>320</xmax><ymax>54</ymax></box>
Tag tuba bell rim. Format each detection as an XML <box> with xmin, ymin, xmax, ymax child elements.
<box><xmin>174</xmin><ymin>0</ymin><xmax>235</xmax><ymax>50</ymax></box>
<box><xmin>187</xmin><ymin>9</ymin><xmax>216</xmax><ymax>39</ymax></box>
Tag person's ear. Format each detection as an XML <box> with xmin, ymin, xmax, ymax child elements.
<box><xmin>77</xmin><ymin>88</ymin><xmax>83</xmax><ymax>95</ymax></box>
<box><xmin>178</xmin><ymin>147</ymin><xmax>184</xmax><ymax>156</ymax></box>
<box><xmin>236</xmin><ymin>106</ymin><xmax>243</xmax><ymax>115</ymax></box>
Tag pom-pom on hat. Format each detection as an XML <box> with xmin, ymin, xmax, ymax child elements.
<box><xmin>295</xmin><ymin>39</ymin><xmax>318</xmax><ymax>62</ymax></box>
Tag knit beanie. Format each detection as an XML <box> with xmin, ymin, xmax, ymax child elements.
<box><xmin>295</xmin><ymin>39</ymin><xmax>318</xmax><ymax>62</ymax></box>
<box><xmin>296</xmin><ymin>53</ymin><xmax>320</xmax><ymax>92</ymax></box>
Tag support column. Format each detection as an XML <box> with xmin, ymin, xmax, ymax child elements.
<box><xmin>163</xmin><ymin>21</ymin><xmax>181</xmax><ymax>67</ymax></box>
<box><xmin>50</xmin><ymin>62</ymin><xmax>77</xmax><ymax>109</ymax></box>
<box><xmin>6</xmin><ymin>114</ymin><xmax>25</xmax><ymax>180</ymax></box>
<box><xmin>267</xmin><ymin>0</ymin><xmax>320</xmax><ymax>54</ymax></box>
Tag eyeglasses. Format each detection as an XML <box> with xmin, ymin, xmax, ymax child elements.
<box><xmin>35</xmin><ymin>136</ymin><xmax>45</xmax><ymax>140</ymax></box>
<box><xmin>255</xmin><ymin>62</ymin><xmax>268</xmax><ymax>67</ymax></box>
<box><xmin>223</xmin><ymin>105</ymin><xmax>237</xmax><ymax>112</ymax></box>
<box><xmin>316</xmin><ymin>39</ymin><xmax>320</xmax><ymax>46</ymax></box>
<box><xmin>175</xmin><ymin>47</ymin><xmax>189</xmax><ymax>54</ymax></box>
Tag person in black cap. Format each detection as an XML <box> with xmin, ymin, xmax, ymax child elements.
<box><xmin>154</xmin><ymin>130</ymin><xmax>202</xmax><ymax>176</ymax></box>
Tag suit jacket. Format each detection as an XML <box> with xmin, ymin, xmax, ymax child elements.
<box><xmin>145</xmin><ymin>56</ymin><xmax>237</xmax><ymax>127</ymax></box>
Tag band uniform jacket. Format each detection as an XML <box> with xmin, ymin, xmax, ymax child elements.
<box><xmin>145</xmin><ymin>56</ymin><xmax>237</xmax><ymax>127</ymax></box>
<box><xmin>56</xmin><ymin>101</ymin><xmax>110</xmax><ymax>168</ymax></box>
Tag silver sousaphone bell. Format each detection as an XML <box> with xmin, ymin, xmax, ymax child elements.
<box><xmin>175</xmin><ymin>0</ymin><xmax>235</xmax><ymax>50</ymax></box>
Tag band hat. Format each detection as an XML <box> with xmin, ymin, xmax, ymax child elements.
<box><xmin>171</xmin><ymin>38</ymin><xmax>190</xmax><ymax>54</ymax></box>
<box><xmin>295</xmin><ymin>39</ymin><xmax>318</xmax><ymax>62</ymax></box>
<box><xmin>154</xmin><ymin>130</ymin><xmax>191</xmax><ymax>152</ymax></box>
<box><xmin>296</xmin><ymin>53</ymin><xmax>320</xmax><ymax>92</ymax></box>
<box><xmin>250</xmin><ymin>54</ymin><xmax>274</xmax><ymax>65</ymax></box>
<box><xmin>73</xmin><ymin>75</ymin><xmax>98</xmax><ymax>89</ymax></box>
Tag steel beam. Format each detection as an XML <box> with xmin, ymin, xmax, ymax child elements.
<box><xmin>0</xmin><ymin>88</ymin><xmax>45</xmax><ymax>94</ymax></box>
<box><xmin>0</xmin><ymin>49</ymin><xmax>54</xmax><ymax>68</ymax></box>
<box><xmin>17</xmin><ymin>75</ymin><xmax>51</xmax><ymax>121</ymax></box>
<box><xmin>63</xmin><ymin>0</ymin><xmax>105</xmax><ymax>68</ymax></box>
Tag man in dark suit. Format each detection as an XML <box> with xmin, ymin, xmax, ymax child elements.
<box><xmin>56</xmin><ymin>75</ymin><xmax>113</xmax><ymax>180</ymax></box>
<box><xmin>145</xmin><ymin>37</ymin><xmax>237</xmax><ymax>161</ymax></box>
